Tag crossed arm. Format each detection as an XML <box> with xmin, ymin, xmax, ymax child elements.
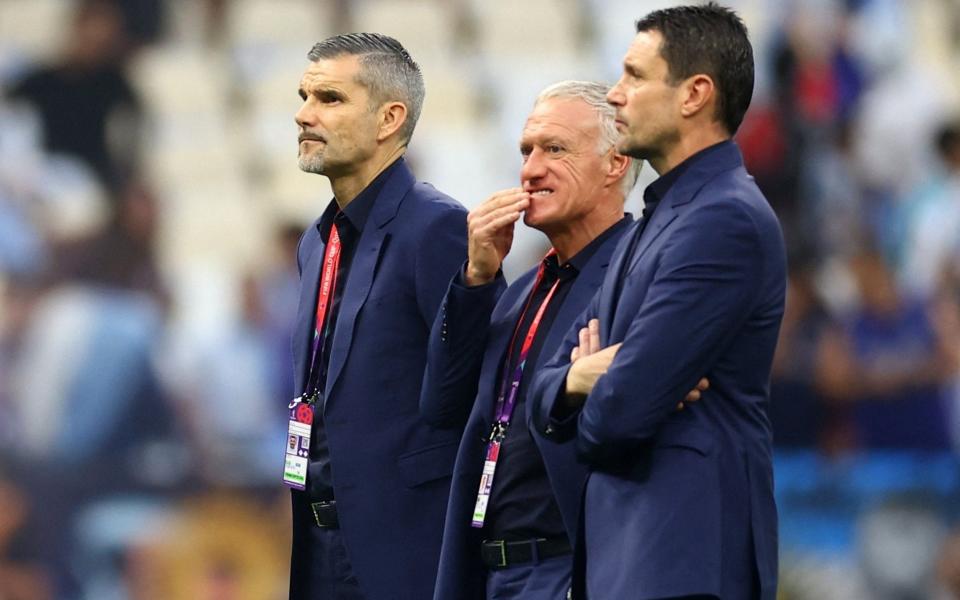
<box><xmin>531</xmin><ymin>200</ymin><xmax>767</xmax><ymax>463</ymax></box>
<box><xmin>565</xmin><ymin>318</ymin><xmax>709</xmax><ymax>412</ymax></box>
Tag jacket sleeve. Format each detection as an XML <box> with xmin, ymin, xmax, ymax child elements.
<box><xmin>413</xmin><ymin>205</ymin><xmax>469</xmax><ymax>325</ymax></box>
<box><xmin>575</xmin><ymin>200</ymin><xmax>765</xmax><ymax>465</ymax></box>
<box><xmin>420</xmin><ymin>268</ymin><xmax>507</xmax><ymax>428</ymax></box>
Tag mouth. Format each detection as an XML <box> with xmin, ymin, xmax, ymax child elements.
<box><xmin>526</xmin><ymin>188</ymin><xmax>554</xmax><ymax>197</ymax></box>
<box><xmin>298</xmin><ymin>134</ymin><xmax>326</xmax><ymax>145</ymax></box>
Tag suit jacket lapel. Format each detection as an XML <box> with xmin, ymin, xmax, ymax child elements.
<box><xmin>624</xmin><ymin>141</ymin><xmax>745</xmax><ymax>275</ymax></box>
<box><xmin>494</xmin><ymin>276</ymin><xmax>537</xmax><ymax>366</ymax></box>
<box><xmin>625</xmin><ymin>202</ymin><xmax>679</xmax><ymax>274</ymax></box>
<box><xmin>293</xmin><ymin>219</ymin><xmax>330</xmax><ymax>397</ymax></box>
<box><xmin>599</xmin><ymin>220</ymin><xmax>639</xmax><ymax>332</ymax></box>
<box><xmin>322</xmin><ymin>162</ymin><xmax>416</xmax><ymax>405</ymax></box>
<box><xmin>474</xmin><ymin>277</ymin><xmax>536</xmax><ymax>430</ymax></box>
<box><xmin>526</xmin><ymin>245</ymin><xmax>614</xmax><ymax>427</ymax></box>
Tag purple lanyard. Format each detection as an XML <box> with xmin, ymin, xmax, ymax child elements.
<box><xmin>492</xmin><ymin>250</ymin><xmax>561</xmax><ymax>430</ymax></box>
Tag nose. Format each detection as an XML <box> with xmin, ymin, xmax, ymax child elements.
<box><xmin>294</xmin><ymin>98</ymin><xmax>313</xmax><ymax>129</ymax></box>
<box><xmin>606</xmin><ymin>80</ymin><xmax>625</xmax><ymax>107</ymax></box>
<box><xmin>521</xmin><ymin>147</ymin><xmax>548</xmax><ymax>183</ymax></box>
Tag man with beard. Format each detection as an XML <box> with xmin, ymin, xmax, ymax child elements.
<box><xmin>285</xmin><ymin>33</ymin><xmax>467</xmax><ymax>600</ymax></box>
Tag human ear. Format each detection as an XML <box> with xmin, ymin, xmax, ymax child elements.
<box><xmin>377</xmin><ymin>102</ymin><xmax>408</xmax><ymax>142</ymax></box>
<box><xmin>679</xmin><ymin>74</ymin><xmax>715</xmax><ymax>119</ymax></box>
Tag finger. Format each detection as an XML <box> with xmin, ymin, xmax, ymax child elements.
<box><xmin>697</xmin><ymin>377</ymin><xmax>710</xmax><ymax>391</ymax></box>
<box><xmin>570</xmin><ymin>346</ymin><xmax>580</xmax><ymax>362</ymax></box>
<box><xmin>467</xmin><ymin>191</ymin><xmax>527</xmax><ymax>227</ymax></box>
<box><xmin>475</xmin><ymin>211</ymin><xmax>523</xmax><ymax>236</ymax></box>
<box><xmin>487</xmin><ymin>187</ymin><xmax>526</xmax><ymax>202</ymax></box>
<box><xmin>676</xmin><ymin>401</ymin><xmax>685</xmax><ymax>411</ymax></box>
<box><xmin>578</xmin><ymin>326</ymin><xmax>591</xmax><ymax>356</ymax></box>
<box><xmin>684</xmin><ymin>389</ymin><xmax>701</xmax><ymax>403</ymax></box>
<box><xmin>588</xmin><ymin>319</ymin><xmax>601</xmax><ymax>355</ymax></box>
<box><xmin>469</xmin><ymin>200</ymin><xmax>529</xmax><ymax>232</ymax></box>
<box><xmin>469</xmin><ymin>203</ymin><xmax>523</xmax><ymax>230</ymax></box>
<box><xmin>477</xmin><ymin>188</ymin><xmax>529</xmax><ymax>213</ymax></box>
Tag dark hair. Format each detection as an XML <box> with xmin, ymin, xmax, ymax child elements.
<box><xmin>307</xmin><ymin>33</ymin><xmax>425</xmax><ymax>144</ymax></box>
<box><xmin>635</xmin><ymin>2</ymin><xmax>754</xmax><ymax>134</ymax></box>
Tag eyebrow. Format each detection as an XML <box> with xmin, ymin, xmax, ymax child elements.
<box><xmin>519</xmin><ymin>136</ymin><xmax>568</xmax><ymax>152</ymax></box>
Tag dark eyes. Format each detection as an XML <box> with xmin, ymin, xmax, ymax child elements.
<box><xmin>298</xmin><ymin>90</ymin><xmax>343</xmax><ymax>103</ymax></box>
<box><xmin>519</xmin><ymin>144</ymin><xmax>564</xmax><ymax>159</ymax></box>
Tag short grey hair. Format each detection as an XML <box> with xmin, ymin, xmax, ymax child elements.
<box><xmin>307</xmin><ymin>33</ymin><xmax>425</xmax><ymax>145</ymax></box>
<box><xmin>534</xmin><ymin>80</ymin><xmax>642</xmax><ymax>194</ymax></box>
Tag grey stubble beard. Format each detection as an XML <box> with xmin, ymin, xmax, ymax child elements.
<box><xmin>298</xmin><ymin>151</ymin><xmax>325</xmax><ymax>175</ymax></box>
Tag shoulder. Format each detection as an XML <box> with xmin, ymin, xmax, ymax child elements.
<box><xmin>689</xmin><ymin>168</ymin><xmax>781</xmax><ymax>239</ymax></box>
<box><xmin>405</xmin><ymin>181</ymin><xmax>468</xmax><ymax>218</ymax></box>
<box><xmin>397</xmin><ymin>182</ymin><xmax>468</xmax><ymax>243</ymax></box>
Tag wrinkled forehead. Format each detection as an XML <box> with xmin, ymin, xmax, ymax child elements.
<box><xmin>299</xmin><ymin>54</ymin><xmax>365</xmax><ymax>92</ymax></box>
<box><xmin>521</xmin><ymin>97</ymin><xmax>600</xmax><ymax>145</ymax></box>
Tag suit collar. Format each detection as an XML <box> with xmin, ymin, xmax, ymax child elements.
<box><xmin>314</xmin><ymin>157</ymin><xmax>414</xmax><ymax>234</ymax></box>
<box><xmin>369</xmin><ymin>157</ymin><xmax>415</xmax><ymax>228</ymax></box>
<box><xmin>293</xmin><ymin>158</ymin><xmax>416</xmax><ymax>400</ymax></box>
<box><xmin>624</xmin><ymin>141</ymin><xmax>743</xmax><ymax>269</ymax></box>
<box><xmin>665</xmin><ymin>140</ymin><xmax>743</xmax><ymax>208</ymax></box>
<box><xmin>526</xmin><ymin>222</ymin><xmax>626</xmax><ymax>426</ymax></box>
<box><xmin>322</xmin><ymin>160</ymin><xmax>415</xmax><ymax>402</ymax></box>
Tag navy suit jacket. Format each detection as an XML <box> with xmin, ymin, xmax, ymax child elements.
<box><xmin>531</xmin><ymin>142</ymin><xmax>786</xmax><ymax>600</ymax></box>
<box><xmin>421</xmin><ymin>222</ymin><xmax>628</xmax><ymax>600</ymax></box>
<box><xmin>289</xmin><ymin>159</ymin><xmax>468</xmax><ymax>600</ymax></box>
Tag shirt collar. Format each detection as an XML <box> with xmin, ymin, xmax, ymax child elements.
<box><xmin>338</xmin><ymin>157</ymin><xmax>405</xmax><ymax>232</ymax></box>
<box><xmin>643</xmin><ymin>140</ymin><xmax>730</xmax><ymax>210</ymax></box>
<box><xmin>545</xmin><ymin>214</ymin><xmax>633</xmax><ymax>279</ymax></box>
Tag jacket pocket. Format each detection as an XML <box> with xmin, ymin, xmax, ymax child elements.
<box><xmin>397</xmin><ymin>440</ymin><xmax>459</xmax><ymax>488</ymax></box>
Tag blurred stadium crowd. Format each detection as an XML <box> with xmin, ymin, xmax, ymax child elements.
<box><xmin>0</xmin><ymin>0</ymin><xmax>959</xmax><ymax>598</ymax></box>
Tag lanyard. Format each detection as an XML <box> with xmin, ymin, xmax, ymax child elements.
<box><xmin>304</xmin><ymin>222</ymin><xmax>342</xmax><ymax>399</ymax></box>
<box><xmin>491</xmin><ymin>249</ymin><xmax>561</xmax><ymax>430</ymax></box>
<box><xmin>472</xmin><ymin>249</ymin><xmax>562</xmax><ymax>527</ymax></box>
<box><xmin>282</xmin><ymin>221</ymin><xmax>343</xmax><ymax>491</ymax></box>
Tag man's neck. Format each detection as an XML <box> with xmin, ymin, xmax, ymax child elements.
<box><xmin>650</xmin><ymin>126</ymin><xmax>728</xmax><ymax>176</ymax></box>
<box><xmin>331</xmin><ymin>145</ymin><xmax>406</xmax><ymax>208</ymax></box>
<box><xmin>546</xmin><ymin>203</ymin><xmax>624</xmax><ymax>264</ymax></box>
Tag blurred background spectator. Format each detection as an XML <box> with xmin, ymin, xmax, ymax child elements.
<box><xmin>1</xmin><ymin>0</ymin><xmax>959</xmax><ymax>598</ymax></box>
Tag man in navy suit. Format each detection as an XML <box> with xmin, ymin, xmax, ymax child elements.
<box><xmin>531</xmin><ymin>5</ymin><xmax>787</xmax><ymax>600</ymax></box>
<box><xmin>285</xmin><ymin>33</ymin><xmax>467</xmax><ymax>600</ymax></box>
<box><xmin>422</xmin><ymin>81</ymin><xmax>705</xmax><ymax>600</ymax></box>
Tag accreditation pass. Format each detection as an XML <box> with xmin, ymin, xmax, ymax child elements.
<box><xmin>283</xmin><ymin>398</ymin><xmax>314</xmax><ymax>490</ymax></box>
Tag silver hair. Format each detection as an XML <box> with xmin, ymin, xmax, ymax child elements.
<box><xmin>534</xmin><ymin>80</ymin><xmax>642</xmax><ymax>194</ymax></box>
<box><xmin>308</xmin><ymin>33</ymin><xmax>425</xmax><ymax>145</ymax></box>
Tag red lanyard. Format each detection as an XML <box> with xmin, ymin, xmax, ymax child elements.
<box><xmin>492</xmin><ymin>250</ymin><xmax>561</xmax><ymax>426</ymax></box>
<box><xmin>305</xmin><ymin>222</ymin><xmax>342</xmax><ymax>397</ymax></box>
<box><xmin>471</xmin><ymin>249</ymin><xmax>562</xmax><ymax>528</ymax></box>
